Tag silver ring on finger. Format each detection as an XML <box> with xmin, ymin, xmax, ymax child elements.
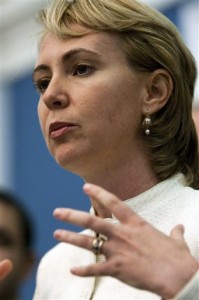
<box><xmin>92</xmin><ymin>235</ymin><xmax>107</xmax><ymax>255</ymax></box>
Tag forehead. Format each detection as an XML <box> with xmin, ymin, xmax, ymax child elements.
<box><xmin>36</xmin><ymin>30</ymin><xmax>125</xmax><ymax>66</ymax></box>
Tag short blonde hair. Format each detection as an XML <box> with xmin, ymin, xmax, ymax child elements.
<box><xmin>38</xmin><ymin>0</ymin><xmax>199</xmax><ymax>188</ymax></box>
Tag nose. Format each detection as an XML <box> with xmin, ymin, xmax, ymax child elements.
<box><xmin>42</xmin><ymin>78</ymin><xmax>69</xmax><ymax>110</ymax></box>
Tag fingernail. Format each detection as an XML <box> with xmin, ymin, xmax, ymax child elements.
<box><xmin>54</xmin><ymin>229</ymin><xmax>63</xmax><ymax>239</ymax></box>
<box><xmin>70</xmin><ymin>266</ymin><xmax>80</xmax><ymax>274</ymax></box>
<box><xmin>53</xmin><ymin>208</ymin><xmax>62</xmax><ymax>217</ymax></box>
<box><xmin>83</xmin><ymin>183</ymin><xmax>92</xmax><ymax>191</ymax></box>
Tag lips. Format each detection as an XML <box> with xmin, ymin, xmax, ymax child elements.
<box><xmin>49</xmin><ymin>122</ymin><xmax>77</xmax><ymax>139</ymax></box>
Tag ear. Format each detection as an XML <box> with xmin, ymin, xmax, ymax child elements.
<box><xmin>142</xmin><ymin>69</ymin><xmax>173</xmax><ymax>115</ymax></box>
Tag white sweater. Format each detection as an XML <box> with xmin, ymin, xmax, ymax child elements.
<box><xmin>34</xmin><ymin>174</ymin><xmax>199</xmax><ymax>299</ymax></box>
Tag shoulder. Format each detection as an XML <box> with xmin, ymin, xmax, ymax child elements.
<box><xmin>175</xmin><ymin>185</ymin><xmax>199</xmax><ymax>209</ymax></box>
<box><xmin>167</xmin><ymin>174</ymin><xmax>199</xmax><ymax>209</ymax></box>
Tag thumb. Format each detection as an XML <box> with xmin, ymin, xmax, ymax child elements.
<box><xmin>0</xmin><ymin>259</ymin><xmax>13</xmax><ymax>281</ymax></box>
<box><xmin>170</xmin><ymin>224</ymin><xmax>185</xmax><ymax>241</ymax></box>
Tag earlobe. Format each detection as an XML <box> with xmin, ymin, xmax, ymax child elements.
<box><xmin>143</xmin><ymin>69</ymin><xmax>173</xmax><ymax>115</ymax></box>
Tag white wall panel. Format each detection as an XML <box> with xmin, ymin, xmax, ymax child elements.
<box><xmin>0</xmin><ymin>87</ymin><xmax>14</xmax><ymax>188</ymax></box>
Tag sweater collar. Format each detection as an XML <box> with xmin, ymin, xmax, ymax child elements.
<box><xmin>90</xmin><ymin>173</ymin><xmax>187</xmax><ymax>220</ymax></box>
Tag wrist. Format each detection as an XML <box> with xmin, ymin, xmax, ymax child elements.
<box><xmin>159</xmin><ymin>258</ymin><xmax>199</xmax><ymax>299</ymax></box>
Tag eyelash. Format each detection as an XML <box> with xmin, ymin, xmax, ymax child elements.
<box><xmin>34</xmin><ymin>79</ymin><xmax>50</xmax><ymax>95</ymax></box>
<box><xmin>73</xmin><ymin>63</ymin><xmax>95</xmax><ymax>76</ymax></box>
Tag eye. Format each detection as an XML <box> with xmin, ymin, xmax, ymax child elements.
<box><xmin>73</xmin><ymin>64</ymin><xmax>94</xmax><ymax>76</ymax></box>
<box><xmin>34</xmin><ymin>79</ymin><xmax>50</xmax><ymax>94</ymax></box>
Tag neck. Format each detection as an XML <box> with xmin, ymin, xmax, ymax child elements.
<box><xmin>82</xmin><ymin>155</ymin><xmax>159</xmax><ymax>218</ymax></box>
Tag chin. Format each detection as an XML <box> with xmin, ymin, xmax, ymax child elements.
<box><xmin>53</xmin><ymin>151</ymin><xmax>82</xmax><ymax>174</ymax></box>
<box><xmin>50</xmin><ymin>144</ymin><xmax>93</xmax><ymax>176</ymax></box>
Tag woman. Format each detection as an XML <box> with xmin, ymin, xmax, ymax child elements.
<box><xmin>33</xmin><ymin>0</ymin><xmax>199</xmax><ymax>299</ymax></box>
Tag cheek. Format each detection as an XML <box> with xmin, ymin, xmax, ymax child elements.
<box><xmin>0</xmin><ymin>248</ymin><xmax>19</xmax><ymax>264</ymax></box>
<box><xmin>90</xmin><ymin>81</ymin><xmax>133</xmax><ymax>124</ymax></box>
<box><xmin>37</xmin><ymin>101</ymin><xmax>47</xmax><ymax>135</ymax></box>
<box><xmin>0</xmin><ymin>248</ymin><xmax>26</xmax><ymax>281</ymax></box>
<box><xmin>0</xmin><ymin>249</ymin><xmax>9</xmax><ymax>261</ymax></box>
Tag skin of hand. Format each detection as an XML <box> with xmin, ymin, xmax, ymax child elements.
<box><xmin>53</xmin><ymin>183</ymin><xmax>199</xmax><ymax>300</ymax></box>
<box><xmin>0</xmin><ymin>259</ymin><xmax>13</xmax><ymax>281</ymax></box>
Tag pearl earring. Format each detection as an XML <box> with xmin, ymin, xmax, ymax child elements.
<box><xmin>143</xmin><ymin>111</ymin><xmax>152</xmax><ymax>135</ymax></box>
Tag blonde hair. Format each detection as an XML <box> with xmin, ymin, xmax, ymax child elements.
<box><xmin>38</xmin><ymin>0</ymin><xmax>199</xmax><ymax>188</ymax></box>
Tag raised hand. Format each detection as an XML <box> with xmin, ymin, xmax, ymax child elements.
<box><xmin>53</xmin><ymin>183</ymin><xmax>199</xmax><ymax>299</ymax></box>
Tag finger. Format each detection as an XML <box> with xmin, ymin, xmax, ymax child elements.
<box><xmin>83</xmin><ymin>183</ymin><xmax>137</xmax><ymax>223</ymax></box>
<box><xmin>54</xmin><ymin>229</ymin><xmax>94</xmax><ymax>252</ymax></box>
<box><xmin>170</xmin><ymin>224</ymin><xmax>185</xmax><ymax>241</ymax></box>
<box><xmin>0</xmin><ymin>260</ymin><xmax>13</xmax><ymax>281</ymax></box>
<box><xmin>53</xmin><ymin>208</ymin><xmax>114</xmax><ymax>238</ymax></box>
<box><xmin>71</xmin><ymin>261</ymin><xmax>112</xmax><ymax>277</ymax></box>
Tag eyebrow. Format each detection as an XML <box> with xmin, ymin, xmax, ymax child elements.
<box><xmin>32</xmin><ymin>48</ymin><xmax>101</xmax><ymax>81</ymax></box>
<box><xmin>32</xmin><ymin>65</ymin><xmax>50</xmax><ymax>81</ymax></box>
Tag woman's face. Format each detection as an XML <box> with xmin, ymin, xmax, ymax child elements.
<box><xmin>34</xmin><ymin>30</ymin><xmax>147</xmax><ymax>177</ymax></box>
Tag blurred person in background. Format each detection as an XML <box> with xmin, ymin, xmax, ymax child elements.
<box><xmin>0</xmin><ymin>190</ymin><xmax>35</xmax><ymax>300</ymax></box>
